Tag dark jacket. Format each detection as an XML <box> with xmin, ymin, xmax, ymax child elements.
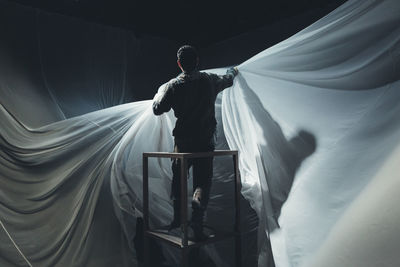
<box><xmin>153</xmin><ymin>69</ymin><xmax>236</xmax><ymax>140</ymax></box>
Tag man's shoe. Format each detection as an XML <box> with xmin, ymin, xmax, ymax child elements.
<box><xmin>167</xmin><ymin>220</ymin><xmax>180</xmax><ymax>231</ymax></box>
<box><xmin>190</xmin><ymin>222</ymin><xmax>208</xmax><ymax>242</ymax></box>
<box><xmin>164</xmin><ymin>200</ymin><xmax>181</xmax><ymax>231</ymax></box>
<box><xmin>192</xmin><ymin>187</ymin><xmax>202</xmax><ymax>209</ymax></box>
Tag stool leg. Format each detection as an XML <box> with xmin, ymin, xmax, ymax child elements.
<box><xmin>180</xmin><ymin>158</ymin><xmax>188</xmax><ymax>247</ymax></box>
<box><xmin>143</xmin><ymin>155</ymin><xmax>150</xmax><ymax>267</ymax></box>
<box><xmin>180</xmin><ymin>158</ymin><xmax>189</xmax><ymax>267</ymax></box>
<box><xmin>144</xmin><ymin>235</ymin><xmax>149</xmax><ymax>267</ymax></box>
<box><xmin>181</xmin><ymin>247</ymin><xmax>189</xmax><ymax>267</ymax></box>
<box><xmin>233</xmin><ymin>154</ymin><xmax>242</xmax><ymax>267</ymax></box>
<box><xmin>235</xmin><ymin>235</ymin><xmax>242</xmax><ymax>267</ymax></box>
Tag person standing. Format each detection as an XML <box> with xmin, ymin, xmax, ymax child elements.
<box><xmin>152</xmin><ymin>45</ymin><xmax>238</xmax><ymax>240</ymax></box>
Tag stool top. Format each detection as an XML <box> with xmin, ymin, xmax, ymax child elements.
<box><xmin>143</xmin><ymin>150</ymin><xmax>238</xmax><ymax>159</ymax></box>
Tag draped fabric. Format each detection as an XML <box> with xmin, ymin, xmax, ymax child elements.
<box><xmin>1</xmin><ymin>0</ymin><xmax>400</xmax><ymax>266</ymax></box>
<box><xmin>223</xmin><ymin>0</ymin><xmax>400</xmax><ymax>266</ymax></box>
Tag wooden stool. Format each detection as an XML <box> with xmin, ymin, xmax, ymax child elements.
<box><xmin>143</xmin><ymin>150</ymin><xmax>242</xmax><ymax>267</ymax></box>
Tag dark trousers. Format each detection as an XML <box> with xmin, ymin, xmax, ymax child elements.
<box><xmin>171</xmin><ymin>138</ymin><xmax>214</xmax><ymax>214</ymax></box>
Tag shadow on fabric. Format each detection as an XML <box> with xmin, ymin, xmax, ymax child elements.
<box><xmin>238</xmin><ymin>75</ymin><xmax>317</xmax><ymax>231</ymax></box>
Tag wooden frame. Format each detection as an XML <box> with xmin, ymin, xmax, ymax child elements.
<box><xmin>143</xmin><ymin>150</ymin><xmax>242</xmax><ymax>267</ymax></box>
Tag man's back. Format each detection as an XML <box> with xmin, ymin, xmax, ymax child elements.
<box><xmin>153</xmin><ymin>70</ymin><xmax>235</xmax><ymax>140</ymax></box>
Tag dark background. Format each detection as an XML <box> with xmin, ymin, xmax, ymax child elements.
<box><xmin>9</xmin><ymin>0</ymin><xmax>346</xmax><ymax>48</ymax></box>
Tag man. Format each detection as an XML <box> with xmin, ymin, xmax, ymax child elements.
<box><xmin>152</xmin><ymin>45</ymin><xmax>238</xmax><ymax>241</ymax></box>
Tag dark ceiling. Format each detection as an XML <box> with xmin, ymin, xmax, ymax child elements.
<box><xmin>9</xmin><ymin>0</ymin><xmax>347</xmax><ymax>47</ymax></box>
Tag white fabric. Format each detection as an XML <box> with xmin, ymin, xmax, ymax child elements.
<box><xmin>1</xmin><ymin>0</ymin><xmax>400</xmax><ymax>266</ymax></box>
<box><xmin>223</xmin><ymin>0</ymin><xmax>400</xmax><ymax>266</ymax></box>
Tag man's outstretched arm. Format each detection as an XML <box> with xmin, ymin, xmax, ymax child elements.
<box><xmin>152</xmin><ymin>83</ymin><xmax>172</xmax><ymax>115</ymax></box>
<box><xmin>210</xmin><ymin>67</ymin><xmax>239</xmax><ymax>94</ymax></box>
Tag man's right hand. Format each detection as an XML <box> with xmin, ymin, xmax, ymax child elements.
<box><xmin>233</xmin><ymin>66</ymin><xmax>239</xmax><ymax>75</ymax></box>
<box><xmin>227</xmin><ymin>66</ymin><xmax>239</xmax><ymax>77</ymax></box>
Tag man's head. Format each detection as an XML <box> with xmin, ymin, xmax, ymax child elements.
<box><xmin>177</xmin><ymin>45</ymin><xmax>198</xmax><ymax>73</ymax></box>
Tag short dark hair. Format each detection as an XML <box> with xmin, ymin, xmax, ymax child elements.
<box><xmin>177</xmin><ymin>45</ymin><xmax>198</xmax><ymax>72</ymax></box>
